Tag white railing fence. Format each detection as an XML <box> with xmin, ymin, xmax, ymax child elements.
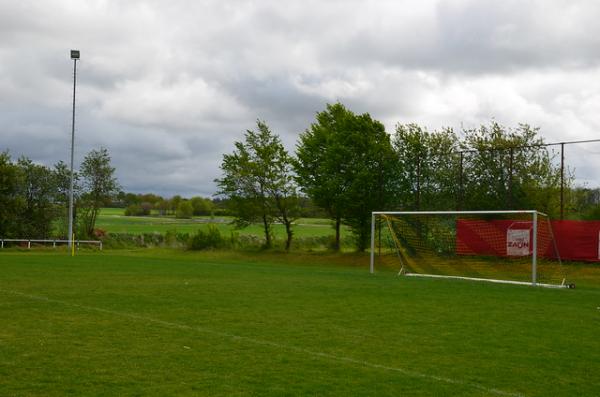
<box><xmin>0</xmin><ymin>239</ymin><xmax>102</xmax><ymax>250</ymax></box>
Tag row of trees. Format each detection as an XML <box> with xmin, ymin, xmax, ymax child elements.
<box><xmin>120</xmin><ymin>193</ymin><xmax>215</xmax><ymax>218</ymax></box>
<box><xmin>118</xmin><ymin>193</ymin><xmax>327</xmax><ymax>219</ymax></box>
<box><xmin>217</xmin><ymin>103</ymin><xmax>569</xmax><ymax>251</ymax></box>
<box><xmin>0</xmin><ymin>148</ymin><xmax>119</xmax><ymax>239</ymax></box>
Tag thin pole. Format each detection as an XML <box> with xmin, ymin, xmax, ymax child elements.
<box><xmin>416</xmin><ymin>152</ymin><xmax>421</xmax><ymax>210</ymax></box>
<box><xmin>458</xmin><ymin>151</ymin><xmax>463</xmax><ymax>210</ymax></box>
<box><xmin>370</xmin><ymin>213</ymin><xmax>375</xmax><ymax>274</ymax></box>
<box><xmin>560</xmin><ymin>143</ymin><xmax>565</xmax><ymax>220</ymax></box>
<box><xmin>68</xmin><ymin>57</ymin><xmax>77</xmax><ymax>248</ymax></box>
<box><xmin>508</xmin><ymin>148</ymin><xmax>513</xmax><ymax>209</ymax></box>
<box><xmin>532</xmin><ymin>211</ymin><xmax>538</xmax><ymax>286</ymax></box>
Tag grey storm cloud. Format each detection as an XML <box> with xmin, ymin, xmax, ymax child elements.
<box><xmin>1</xmin><ymin>0</ymin><xmax>600</xmax><ymax>197</ymax></box>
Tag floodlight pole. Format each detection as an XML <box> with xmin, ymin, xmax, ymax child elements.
<box><xmin>68</xmin><ymin>50</ymin><xmax>80</xmax><ymax>248</ymax></box>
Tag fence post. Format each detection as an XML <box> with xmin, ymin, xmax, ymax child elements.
<box><xmin>28</xmin><ymin>240</ymin><xmax>31</xmax><ymax>249</ymax></box>
<box><xmin>416</xmin><ymin>151</ymin><xmax>421</xmax><ymax>210</ymax></box>
<box><xmin>508</xmin><ymin>148</ymin><xmax>514</xmax><ymax>209</ymax></box>
<box><xmin>99</xmin><ymin>241</ymin><xmax>103</xmax><ymax>250</ymax></box>
<box><xmin>1</xmin><ymin>239</ymin><xmax>3</xmax><ymax>249</ymax></box>
<box><xmin>458</xmin><ymin>151</ymin><xmax>464</xmax><ymax>211</ymax></box>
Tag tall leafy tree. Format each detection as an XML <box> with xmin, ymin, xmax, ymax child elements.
<box><xmin>392</xmin><ymin>124</ymin><xmax>459</xmax><ymax>210</ymax></box>
<box><xmin>78</xmin><ymin>148</ymin><xmax>120</xmax><ymax>237</ymax></box>
<box><xmin>265</xmin><ymin>136</ymin><xmax>299</xmax><ymax>250</ymax></box>
<box><xmin>190</xmin><ymin>196</ymin><xmax>214</xmax><ymax>216</ymax></box>
<box><xmin>295</xmin><ymin>103</ymin><xmax>396</xmax><ymax>251</ymax></box>
<box><xmin>0</xmin><ymin>152</ymin><xmax>19</xmax><ymax>238</ymax></box>
<box><xmin>295</xmin><ymin>104</ymin><xmax>350</xmax><ymax>250</ymax></box>
<box><xmin>176</xmin><ymin>200</ymin><xmax>194</xmax><ymax>219</ymax></box>
<box><xmin>170</xmin><ymin>195</ymin><xmax>182</xmax><ymax>215</ymax></box>
<box><xmin>53</xmin><ymin>160</ymin><xmax>80</xmax><ymax>238</ymax></box>
<box><xmin>14</xmin><ymin>157</ymin><xmax>57</xmax><ymax>238</ymax></box>
<box><xmin>216</xmin><ymin>120</ymin><xmax>299</xmax><ymax>249</ymax></box>
<box><xmin>461</xmin><ymin>122</ymin><xmax>563</xmax><ymax>216</ymax></box>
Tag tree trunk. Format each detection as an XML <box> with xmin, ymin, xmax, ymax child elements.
<box><xmin>88</xmin><ymin>207</ymin><xmax>98</xmax><ymax>237</ymax></box>
<box><xmin>334</xmin><ymin>217</ymin><xmax>341</xmax><ymax>251</ymax></box>
<box><xmin>262</xmin><ymin>214</ymin><xmax>271</xmax><ymax>248</ymax></box>
<box><xmin>284</xmin><ymin>220</ymin><xmax>293</xmax><ymax>251</ymax></box>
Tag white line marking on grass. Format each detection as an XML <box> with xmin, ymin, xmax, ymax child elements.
<box><xmin>1</xmin><ymin>289</ymin><xmax>523</xmax><ymax>397</ymax></box>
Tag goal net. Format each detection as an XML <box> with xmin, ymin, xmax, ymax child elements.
<box><xmin>370</xmin><ymin>211</ymin><xmax>570</xmax><ymax>288</ymax></box>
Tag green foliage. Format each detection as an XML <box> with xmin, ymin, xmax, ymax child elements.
<box><xmin>190</xmin><ymin>196</ymin><xmax>214</xmax><ymax>215</ymax></box>
<box><xmin>0</xmin><ymin>152</ymin><xmax>19</xmax><ymax>237</ymax></box>
<box><xmin>216</xmin><ymin>120</ymin><xmax>299</xmax><ymax>249</ymax></box>
<box><xmin>392</xmin><ymin>124</ymin><xmax>459</xmax><ymax>210</ymax></box>
<box><xmin>124</xmin><ymin>204</ymin><xmax>147</xmax><ymax>216</ymax></box>
<box><xmin>295</xmin><ymin>103</ymin><xmax>397</xmax><ymax>251</ymax></box>
<box><xmin>188</xmin><ymin>225</ymin><xmax>225</xmax><ymax>250</ymax></box>
<box><xmin>388</xmin><ymin>122</ymin><xmax>566</xmax><ymax>216</ymax></box>
<box><xmin>13</xmin><ymin>157</ymin><xmax>58</xmax><ymax>238</ymax></box>
<box><xmin>0</xmin><ymin>148</ymin><xmax>118</xmax><ymax>240</ymax></box>
<box><xmin>53</xmin><ymin>160</ymin><xmax>78</xmax><ymax>208</ymax></box>
<box><xmin>100</xmin><ymin>232</ymin><xmax>189</xmax><ymax>249</ymax></box>
<box><xmin>581</xmin><ymin>204</ymin><xmax>600</xmax><ymax>220</ymax></box>
<box><xmin>78</xmin><ymin>147</ymin><xmax>120</xmax><ymax>238</ymax></box>
<box><xmin>570</xmin><ymin>188</ymin><xmax>600</xmax><ymax>219</ymax></box>
<box><xmin>155</xmin><ymin>198</ymin><xmax>170</xmax><ymax>215</ymax></box>
<box><xmin>175</xmin><ymin>201</ymin><xmax>194</xmax><ymax>219</ymax></box>
<box><xmin>0</xmin><ymin>154</ymin><xmax>64</xmax><ymax>239</ymax></box>
<box><xmin>170</xmin><ymin>195</ymin><xmax>182</xmax><ymax>214</ymax></box>
<box><xmin>460</xmin><ymin>122</ymin><xmax>563</xmax><ymax>215</ymax></box>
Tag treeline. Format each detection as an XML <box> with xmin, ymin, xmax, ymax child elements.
<box><xmin>216</xmin><ymin>102</ymin><xmax>594</xmax><ymax>252</ymax></box>
<box><xmin>114</xmin><ymin>193</ymin><xmax>326</xmax><ymax>219</ymax></box>
<box><xmin>117</xmin><ymin>193</ymin><xmax>216</xmax><ymax>218</ymax></box>
<box><xmin>0</xmin><ymin>148</ymin><xmax>119</xmax><ymax>239</ymax></box>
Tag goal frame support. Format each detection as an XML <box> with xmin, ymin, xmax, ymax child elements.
<box><xmin>370</xmin><ymin>210</ymin><xmax>566</xmax><ymax>288</ymax></box>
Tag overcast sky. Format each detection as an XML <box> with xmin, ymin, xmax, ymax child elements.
<box><xmin>1</xmin><ymin>0</ymin><xmax>600</xmax><ymax>197</ymax></box>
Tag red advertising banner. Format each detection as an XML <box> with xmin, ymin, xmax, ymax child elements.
<box><xmin>456</xmin><ymin>219</ymin><xmax>600</xmax><ymax>263</ymax></box>
<box><xmin>551</xmin><ymin>220</ymin><xmax>600</xmax><ymax>262</ymax></box>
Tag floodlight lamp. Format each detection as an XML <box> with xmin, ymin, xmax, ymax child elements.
<box><xmin>71</xmin><ymin>50</ymin><xmax>80</xmax><ymax>59</ymax></box>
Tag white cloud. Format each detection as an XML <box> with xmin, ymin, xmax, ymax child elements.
<box><xmin>100</xmin><ymin>76</ymin><xmax>250</xmax><ymax>131</ymax></box>
<box><xmin>1</xmin><ymin>0</ymin><xmax>600</xmax><ymax>195</ymax></box>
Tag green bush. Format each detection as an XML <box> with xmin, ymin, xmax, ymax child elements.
<box><xmin>101</xmin><ymin>232</ymin><xmax>189</xmax><ymax>249</ymax></box>
<box><xmin>190</xmin><ymin>196</ymin><xmax>214</xmax><ymax>216</ymax></box>
<box><xmin>176</xmin><ymin>201</ymin><xmax>193</xmax><ymax>219</ymax></box>
<box><xmin>124</xmin><ymin>204</ymin><xmax>145</xmax><ymax>216</ymax></box>
<box><xmin>188</xmin><ymin>225</ymin><xmax>225</xmax><ymax>250</ymax></box>
<box><xmin>582</xmin><ymin>204</ymin><xmax>600</xmax><ymax>220</ymax></box>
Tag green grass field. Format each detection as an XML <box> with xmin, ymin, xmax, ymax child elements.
<box><xmin>1</xmin><ymin>249</ymin><xmax>599</xmax><ymax>396</ymax></box>
<box><xmin>95</xmin><ymin>208</ymin><xmax>341</xmax><ymax>239</ymax></box>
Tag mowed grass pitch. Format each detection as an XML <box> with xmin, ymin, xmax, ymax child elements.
<box><xmin>1</xmin><ymin>250</ymin><xmax>599</xmax><ymax>396</ymax></box>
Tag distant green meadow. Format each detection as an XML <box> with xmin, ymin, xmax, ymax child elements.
<box><xmin>95</xmin><ymin>208</ymin><xmax>341</xmax><ymax>239</ymax></box>
<box><xmin>1</xmin><ymin>249</ymin><xmax>599</xmax><ymax>396</ymax></box>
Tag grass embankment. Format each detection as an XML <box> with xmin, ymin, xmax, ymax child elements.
<box><xmin>1</xmin><ymin>249</ymin><xmax>599</xmax><ymax>396</ymax></box>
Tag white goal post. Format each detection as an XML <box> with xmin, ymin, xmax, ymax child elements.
<box><xmin>370</xmin><ymin>210</ymin><xmax>570</xmax><ymax>289</ymax></box>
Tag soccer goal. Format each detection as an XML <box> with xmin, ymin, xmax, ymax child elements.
<box><xmin>370</xmin><ymin>210</ymin><xmax>571</xmax><ymax>288</ymax></box>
